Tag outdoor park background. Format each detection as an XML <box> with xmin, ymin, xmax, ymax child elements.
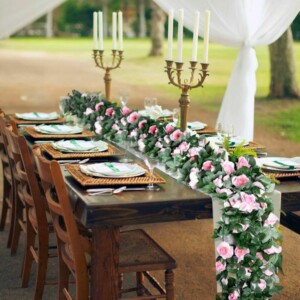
<box><xmin>0</xmin><ymin>1</ymin><xmax>300</xmax><ymax>299</ymax></box>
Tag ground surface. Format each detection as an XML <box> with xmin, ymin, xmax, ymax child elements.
<box><xmin>0</xmin><ymin>50</ymin><xmax>300</xmax><ymax>300</ymax></box>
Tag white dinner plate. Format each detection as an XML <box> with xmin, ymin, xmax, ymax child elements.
<box><xmin>16</xmin><ymin>112</ymin><xmax>59</xmax><ymax>121</ymax></box>
<box><xmin>80</xmin><ymin>163</ymin><xmax>146</xmax><ymax>178</ymax></box>
<box><xmin>139</xmin><ymin>109</ymin><xmax>172</xmax><ymax>118</ymax></box>
<box><xmin>52</xmin><ymin>140</ymin><xmax>108</xmax><ymax>153</ymax></box>
<box><xmin>206</xmin><ymin>136</ymin><xmax>249</xmax><ymax>147</ymax></box>
<box><xmin>187</xmin><ymin>121</ymin><xmax>207</xmax><ymax>130</ymax></box>
<box><xmin>34</xmin><ymin>124</ymin><xmax>83</xmax><ymax>135</ymax></box>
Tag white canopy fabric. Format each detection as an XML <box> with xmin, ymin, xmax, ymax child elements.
<box><xmin>0</xmin><ymin>0</ymin><xmax>65</xmax><ymax>39</ymax></box>
<box><xmin>154</xmin><ymin>0</ymin><xmax>300</xmax><ymax>140</ymax></box>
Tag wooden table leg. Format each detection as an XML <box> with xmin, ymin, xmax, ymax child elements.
<box><xmin>91</xmin><ymin>226</ymin><xmax>120</xmax><ymax>300</ymax></box>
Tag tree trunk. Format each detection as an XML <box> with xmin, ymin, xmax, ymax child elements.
<box><xmin>149</xmin><ymin>1</ymin><xmax>165</xmax><ymax>56</ymax></box>
<box><xmin>269</xmin><ymin>27</ymin><xmax>300</xmax><ymax>98</ymax></box>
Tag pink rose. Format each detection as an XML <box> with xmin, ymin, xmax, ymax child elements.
<box><xmin>155</xmin><ymin>141</ymin><xmax>163</xmax><ymax>148</ymax></box>
<box><xmin>138</xmin><ymin>119</ymin><xmax>147</xmax><ymax>129</ymax></box>
<box><xmin>215</xmin><ymin>261</ymin><xmax>226</xmax><ymax>273</ymax></box>
<box><xmin>112</xmin><ymin>124</ymin><xmax>119</xmax><ymax>131</ymax></box>
<box><xmin>105</xmin><ymin>107</ymin><xmax>115</xmax><ymax>116</ymax></box>
<box><xmin>127</xmin><ymin>112</ymin><xmax>140</xmax><ymax>123</ymax></box>
<box><xmin>264</xmin><ymin>213</ymin><xmax>279</xmax><ymax>227</ymax></box>
<box><xmin>235</xmin><ymin>246</ymin><xmax>250</xmax><ymax>262</ymax></box>
<box><xmin>239</xmin><ymin>192</ymin><xmax>259</xmax><ymax>213</ymax></box>
<box><xmin>241</xmin><ymin>224</ymin><xmax>249</xmax><ymax>231</ymax></box>
<box><xmin>178</xmin><ymin>141</ymin><xmax>190</xmax><ymax>153</ymax></box>
<box><xmin>213</xmin><ymin>177</ymin><xmax>223</xmax><ymax>188</ymax></box>
<box><xmin>228</xmin><ymin>290</ymin><xmax>239</xmax><ymax>300</ymax></box>
<box><xmin>84</xmin><ymin>107</ymin><xmax>94</xmax><ymax>115</ymax></box>
<box><xmin>229</xmin><ymin>196</ymin><xmax>241</xmax><ymax>208</ymax></box>
<box><xmin>221</xmin><ymin>278</ymin><xmax>228</xmax><ymax>286</ymax></box>
<box><xmin>264</xmin><ymin>245</ymin><xmax>282</xmax><ymax>255</ymax></box>
<box><xmin>258</xmin><ymin>279</ymin><xmax>267</xmax><ymax>291</ymax></box>
<box><xmin>253</xmin><ymin>181</ymin><xmax>265</xmax><ymax>191</ymax></box>
<box><xmin>237</xmin><ymin>156</ymin><xmax>250</xmax><ymax>169</ymax></box>
<box><xmin>94</xmin><ymin>121</ymin><xmax>102</xmax><ymax>134</ymax></box>
<box><xmin>202</xmin><ymin>160</ymin><xmax>214</xmax><ymax>171</ymax></box>
<box><xmin>261</xmin><ymin>202</ymin><xmax>268</xmax><ymax>210</ymax></box>
<box><xmin>129</xmin><ymin>129</ymin><xmax>138</xmax><ymax>138</ymax></box>
<box><xmin>160</xmin><ymin>148</ymin><xmax>166</xmax><ymax>153</ymax></box>
<box><xmin>121</xmin><ymin>117</ymin><xmax>127</xmax><ymax>126</ymax></box>
<box><xmin>138</xmin><ymin>139</ymin><xmax>145</xmax><ymax>152</ymax></box>
<box><xmin>189</xmin><ymin>147</ymin><xmax>200</xmax><ymax>157</ymax></box>
<box><xmin>216</xmin><ymin>242</ymin><xmax>234</xmax><ymax>259</ymax></box>
<box><xmin>164</xmin><ymin>135</ymin><xmax>170</xmax><ymax>144</ymax></box>
<box><xmin>165</xmin><ymin>123</ymin><xmax>174</xmax><ymax>134</ymax></box>
<box><xmin>122</xmin><ymin>106</ymin><xmax>131</xmax><ymax>116</ymax></box>
<box><xmin>264</xmin><ymin>269</ymin><xmax>273</xmax><ymax>276</ymax></box>
<box><xmin>216</xmin><ymin>188</ymin><xmax>233</xmax><ymax>196</ymax></box>
<box><xmin>232</xmin><ymin>174</ymin><xmax>249</xmax><ymax>187</ymax></box>
<box><xmin>149</xmin><ymin>125</ymin><xmax>157</xmax><ymax>135</ymax></box>
<box><xmin>95</xmin><ymin>102</ymin><xmax>104</xmax><ymax>111</ymax></box>
<box><xmin>170</xmin><ymin>129</ymin><xmax>182</xmax><ymax>141</ymax></box>
<box><xmin>256</xmin><ymin>252</ymin><xmax>264</xmax><ymax>260</ymax></box>
<box><xmin>221</xmin><ymin>161</ymin><xmax>235</xmax><ymax>175</ymax></box>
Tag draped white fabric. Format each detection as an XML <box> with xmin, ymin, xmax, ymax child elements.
<box><xmin>0</xmin><ymin>0</ymin><xmax>65</xmax><ymax>39</ymax></box>
<box><xmin>154</xmin><ymin>0</ymin><xmax>300</xmax><ymax>140</ymax></box>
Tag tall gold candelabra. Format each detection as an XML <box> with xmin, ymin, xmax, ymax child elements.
<box><xmin>165</xmin><ymin>60</ymin><xmax>209</xmax><ymax>131</ymax></box>
<box><xmin>93</xmin><ymin>49</ymin><xmax>123</xmax><ymax>101</ymax></box>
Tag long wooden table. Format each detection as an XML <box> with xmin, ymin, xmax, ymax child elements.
<box><xmin>63</xmin><ymin>160</ymin><xmax>300</xmax><ymax>299</ymax></box>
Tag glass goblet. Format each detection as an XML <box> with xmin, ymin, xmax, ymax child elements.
<box><xmin>144</xmin><ymin>157</ymin><xmax>160</xmax><ymax>191</ymax></box>
<box><xmin>172</xmin><ymin>108</ymin><xmax>180</xmax><ymax>127</ymax></box>
<box><xmin>119</xmin><ymin>132</ymin><xmax>133</xmax><ymax>163</ymax></box>
<box><xmin>120</xmin><ymin>92</ymin><xmax>130</xmax><ymax>108</ymax></box>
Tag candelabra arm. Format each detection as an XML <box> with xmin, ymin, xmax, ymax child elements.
<box><xmin>165</xmin><ymin>60</ymin><xmax>182</xmax><ymax>89</ymax></box>
<box><xmin>191</xmin><ymin>63</ymin><xmax>209</xmax><ymax>89</ymax></box>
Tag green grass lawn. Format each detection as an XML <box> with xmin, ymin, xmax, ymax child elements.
<box><xmin>1</xmin><ymin>37</ymin><xmax>300</xmax><ymax>142</ymax></box>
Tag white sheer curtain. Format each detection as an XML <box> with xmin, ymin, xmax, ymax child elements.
<box><xmin>154</xmin><ymin>0</ymin><xmax>300</xmax><ymax>140</ymax></box>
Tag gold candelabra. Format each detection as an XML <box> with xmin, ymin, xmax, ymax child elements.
<box><xmin>93</xmin><ymin>49</ymin><xmax>123</xmax><ymax>101</ymax></box>
<box><xmin>165</xmin><ymin>60</ymin><xmax>209</xmax><ymax>131</ymax></box>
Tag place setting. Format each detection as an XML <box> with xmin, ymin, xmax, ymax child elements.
<box><xmin>24</xmin><ymin>123</ymin><xmax>95</xmax><ymax>139</ymax></box>
<box><xmin>256</xmin><ymin>156</ymin><xmax>300</xmax><ymax>178</ymax></box>
<box><xmin>11</xmin><ymin>111</ymin><xmax>64</xmax><ymax>125</ymax></box>
<box><xmin>65</xmin><ymin>160</ymin><xmax>166</xmax><ymax>187</ymax></box>
<box><xmin>40</xmin><ymin>139</ymin><xmax>123</xmax><ymax>159</ymax></box>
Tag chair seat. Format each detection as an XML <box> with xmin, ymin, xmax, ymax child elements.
<box><xmin>65</xmin><ymin>229</ymin><xmax>176</xmax><ymax>273</ymax></box>
<box><xmin>120</xmin><ymin>229</ymin><xmax>177</xmax><ymax>272</ymax></box>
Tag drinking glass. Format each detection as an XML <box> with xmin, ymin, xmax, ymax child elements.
<box><xmin>120</xmin><ymin>92</ymin><xmax>130</xmax><ymax>108</ymax></box>
<box><xmin>144</xmin><ymin>157</ymin><xmax>160</xmax><ymax>191</ymax></box>
<box><xmin>144</xmin><ymin>97</ymin><xmax>157</xmax><ymax>114</ymax></box>
<box><xmin>119</xmin><ymin>131</ymin><xmax>133</xmax><ymax>163</ymax></box>
<box><xmin>59</xmin><ymin>96</ymin><xmax>68</xmax><ymax>117</ymax></box>
<box><xmin>172</xmin><ymin>108</ymin><xmax>180</xmax><ymax>127</ymax></box>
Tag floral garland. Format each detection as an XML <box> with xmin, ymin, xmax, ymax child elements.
<box><xmin>63</xmin><ymin>90</ymin><xmax>283</xmax><ymax>299</ymax></box>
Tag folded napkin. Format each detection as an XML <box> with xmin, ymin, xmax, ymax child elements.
<box><xmin>34</xmin><ymin>124</ymin><xmax>83</xmax><ymax>134</ymax></box>
<box><xmin>263</xmin><ymin>159</ymin><xmax>300</xmax><ymax>170</ymax></box>
<box><xmin>146</xmin><ymin>105</ymin><xmax>163</xmax><ymax>120</ymax></box>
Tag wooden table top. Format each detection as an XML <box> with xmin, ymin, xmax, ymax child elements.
<box><xmin>64</xmin><ymin>166</ymin><xmax>213</xmax><ymax>228</ymax></box>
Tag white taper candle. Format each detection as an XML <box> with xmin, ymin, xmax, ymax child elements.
<box><xmin>167</xmin><ymin>9</ymin><xmax>174</xmax><ymax>61</ymax></box>
<box><xmin>112</xmin><ymin>12</ymin><xmax>117</xmax><ymax>50</ymax></box>
<box><xmin>191</xmin><ymin>11</ymin><xmax>200</xmax><ymax>62</ymax></box>
<box><xmin>93</xmin><ymin>12</ymin><xmax>98</xmax><ymax>49</ymax></box>
<box><xmin>177</xmin><ymin>9</ymin><xmax>184</xmax><ymax>63</ymax></box>
<box><xmin>118</xmin><ymin>11</ymin><xmax>123</xmax><ymax>51</ymax></box>
<box><xmin>202</xmin><ymin>10</ymin><xmax>211</xmax><ymax>63</ymax></box>
<box><xmin>98</xmin><ymin>11</ymin><xmax>104</xmax><ymax>50</ymax></box>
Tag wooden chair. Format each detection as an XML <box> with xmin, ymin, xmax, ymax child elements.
<box><xmin>33</xmin><ymin>146</ymin><xmax>177</xmax><ymax>300</ymax></box>
<box><xmin>5</xmin><ymin>128</ymin><xmax>58</xmax><ymax>299</ymax></box>
<box><xmin>0</xmin><ymin>115</ymin><xmax>24</xmax><ymax>254</ymax></box>
<box><xmin>0</xmin><ymin>110</ymin><xmax>13</xmax><ymax>238</ymax></box>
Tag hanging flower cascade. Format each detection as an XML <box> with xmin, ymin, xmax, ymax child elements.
<box><xmin>63</xmin><ymin>90</ymin><xmax>283</xmax><ymax>299</ymax></box>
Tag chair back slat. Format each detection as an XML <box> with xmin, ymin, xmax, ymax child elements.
<box><xmin>33</xmin><ymin>146</ymin><xmax>90</xmax><ymax>299</ymax></box>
